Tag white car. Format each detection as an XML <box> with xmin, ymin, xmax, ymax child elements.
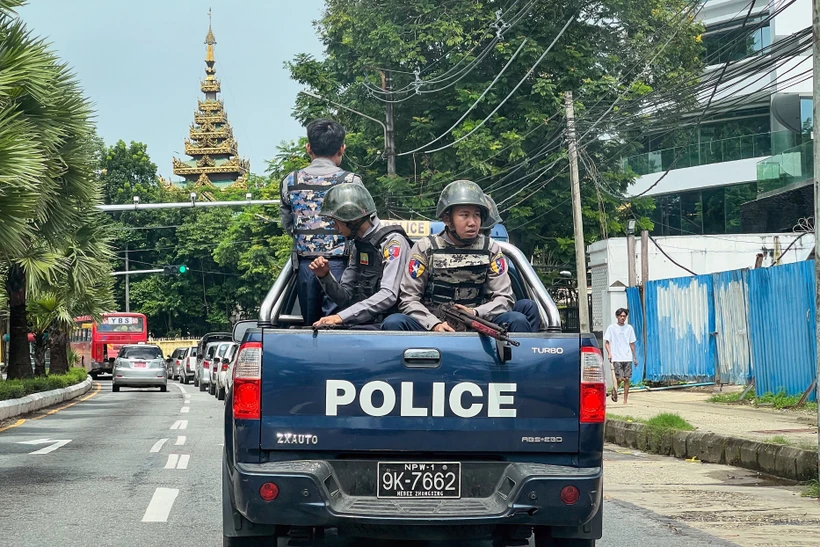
<box><xmin>215</xmin><ymin>342</ymin><xmax>238</xmax><ymax>401</ymax></box>
<box><xmin>178</xmin><ymin>345</ymin><xmax>197</xmax><ymax>384</ymax></box>
<box><xmin>209</xmin><ymin>341</ymin><xmax>233</xmax><ymax>396</ymax></box>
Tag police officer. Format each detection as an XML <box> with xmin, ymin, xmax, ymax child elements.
<box><xmin>382</xmin><ymin>180</ymin><xmax>538</xmax><ymax>333</ymax></box>
<box><xmin>481</xmin><ymin>193</ymin><xmax>541</xmax><ymax>333</ymax></box>
<box><xmin>279</xmin><ymin>119</ymin><xmax>363</xmax><ymax>325</ymax></box>
<box><xmin>310</xmin><ymin>184</ymin><xmax>412</xmax><ymax>328</ymax></box>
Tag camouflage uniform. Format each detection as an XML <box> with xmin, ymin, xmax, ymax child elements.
<box><xmin>279</xmin><ymin>158</ymin><xmax>363</xmax><ymax>257</ymax></box>
<box><xmin>395</xmin><ymin>231</ymin><xmax>516</xmax><ymax>331</ymax></box>
<box><xmin>279</xmin><ymin>158</ymin><xmax>363</xmax><ymax>325</ymax></box>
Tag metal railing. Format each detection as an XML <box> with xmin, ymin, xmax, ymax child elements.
<box><xmin>756</xmin><ymin>139</ymin><xmax>814</xmax><ymax>195</ymax></box>
<box><xmin>622</xmin><ymin>131</ymin><xmax>779</xmax><ymax>176</ymax></box>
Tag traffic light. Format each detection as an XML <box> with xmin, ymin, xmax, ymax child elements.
<box><xmin>163</xmin><ymin>265</ymin><xmax>188</xmax><ymax>275</ymax></box>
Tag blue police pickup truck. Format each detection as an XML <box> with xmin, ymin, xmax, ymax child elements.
<box><xmin>223</xmin><ymin>222</ymin><xmax>605</xmax><ymax>547</ymax></box>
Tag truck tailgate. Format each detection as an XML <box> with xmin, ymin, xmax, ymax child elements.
<box><xmin>260</xmin><ymin>330</ymin><xmax>580</xmax><ymax>453</ymax></box>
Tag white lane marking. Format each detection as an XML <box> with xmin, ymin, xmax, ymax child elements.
<box><xmin>183</xmin><ymin>399</ymin><xmax>190</xmax><ymax>405</ymax></box>
<box><xmin>180</xmin><ymin>407</ymin><xmax>190</xmax><ymax>414</ymax></box>
<box><xmin>177</xmin><ymin>454</ymin><xmax>190</xmax><ymax>469</ymax></box>
<box><xmin>150</xmin><ymin>439</ymin><xmax>168</xmax><ymax>453</ymax></box>
<box><xmin>142</xmin><ymin>488</ymin><xmax>179</xmax><ymax>522</ymax></box>
<box><xmin>170</xmin><ymin>420</ymin><xmax>188</xmax><ymax>430</ymax></box>
<box><xmin>175</xmin><ymin>436</ymin><xmax>186</xmax><ymax>446</ymax></box>
<box><xmin>174</xmin><ymin>383</ymin><xmax>187</xmax><ymax>394</ymax></box>
<box><xmin>184</xmin><ymin>394</ymin><xmax>191</xmax><ymax>400</ymax></box>
<box><xmin>18</xmin><ymin>438</ymin><xmax>72</xmax><ymax>455</ymax></box>
<box><xmin>164</xmin><ymin>454</ymin><xmax>180</xmax><ymax>469</ymax></box>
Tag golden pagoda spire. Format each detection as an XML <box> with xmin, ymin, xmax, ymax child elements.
<box><xmin>205</xmin><ymin>8</ymin><xmax>216</xmax><ymax>62</ymax></box>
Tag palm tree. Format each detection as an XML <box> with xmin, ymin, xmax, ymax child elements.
<box><xmin>0</xmin><ymin>1</ymin><xmax>101</xmax><ymax>380</ymax></box>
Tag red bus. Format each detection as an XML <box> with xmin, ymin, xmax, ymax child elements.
<box><xmin>72</xmin><ymin>313</ymin><xmax>148</xmax><ymax>378</ymax></box>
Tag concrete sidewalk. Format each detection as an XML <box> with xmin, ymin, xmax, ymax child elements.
<box><xmin>606</xmin><ymin>388</ymin><xmax>818</xmax><ymax>449</ymax></box>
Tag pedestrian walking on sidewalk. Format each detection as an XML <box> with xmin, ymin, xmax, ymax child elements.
<box><xmin>604</xmin><ymin>308</ymin><xmax>637</xmax><ymax>404</ymax></box>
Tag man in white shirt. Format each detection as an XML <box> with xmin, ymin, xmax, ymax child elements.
<box><xmin>603</xmin><ymin>308</ymin><xmax>638</xmax><ymax>404</ymax></box>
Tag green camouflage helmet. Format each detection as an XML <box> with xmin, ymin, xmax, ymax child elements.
<box><xmin>435</xmin><ymin>180</ymin><xmax>489</xmax><ymax>219</ymax></box>
<box><xmin>320</xmin><ymin>184</ymin><xmax>377</xmax><ymax>223</ymax></box>
<box><xmin>482</xmin><ymin>194</ymin><xmax>502</xmax><ymax>230</ymax></box>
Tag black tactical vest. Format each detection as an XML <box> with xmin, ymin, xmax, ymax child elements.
<box><xmin>423</xmin><ymin>233</ymin><xmax>492</xmax><ymax>309</ymax></box>
<box><xmin>352</xmin><ymin>225</ymin><xmax>412</xmax><ymax>304</ymax></box>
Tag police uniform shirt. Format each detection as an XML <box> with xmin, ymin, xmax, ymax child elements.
<box><xmin>278</xmin><ymin>157</ymin><xmax>364</xmax><ymax>237</ymax></box>
<box><xmin>317</xmin><ymin>218</ymin><xmax>412</xmax><ymax>325</ymax></box>
<box><xmin>399</xmin><ymin>232</ymin><xmax>515</xmax><ymax>330</ymax></box>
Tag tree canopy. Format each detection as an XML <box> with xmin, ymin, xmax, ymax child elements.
<box><xmin>288</xmin><ymin>0</ymin><xmax>704</xmax><ymax>271</ymax></box>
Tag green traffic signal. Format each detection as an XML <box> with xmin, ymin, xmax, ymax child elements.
<box><xmin>178</xmin><ymin>265</ymin><xmax>187</xmax><ymax>274</ymax></box>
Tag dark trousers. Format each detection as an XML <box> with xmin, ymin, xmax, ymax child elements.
<box><xmin>297</xmin><ymin>257</ymin><xmax>347</xmax><ymax>326</ymax></box>
<box><xmin>382</xmin><ymin>299</ymin><xmax>540</xmax><ymax>333</ymax></box>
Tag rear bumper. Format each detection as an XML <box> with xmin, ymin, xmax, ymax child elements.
<box><xmin>113</xmin><ymin>369</ymin><xmax>166</xmax><ymax>386</ymax></box>
<box><xmin>228</xmin><ymin>460</ymin><xmax>601</xmax><ymax>528</ymax></box>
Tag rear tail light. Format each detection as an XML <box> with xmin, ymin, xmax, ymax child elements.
<box><xmin>580</xmin><ymin>346</ymin><xmax>605</xmax><ymax>423</ymax></box>
<box><xmin>233</xmin><ymin>341</ymin><xmax>262</xmax><ymax>420</ymax></box>
<box><xmin>221</xmin><ymin>362</ymin><xmax>229</xmax><ymax>371</ymax></box>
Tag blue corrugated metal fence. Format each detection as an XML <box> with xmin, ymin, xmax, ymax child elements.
<box><xmin>746</xmin><ymin>261</ymin><xmax>816</xmax><ymax>400</ymax></box>
<box><xmin>625</xmin><ymin>260</ymin><xmax>816</xmax><ymax>399</ymax></box>
<box><xmin>625</xmin><ymin>287</ymin><xmax>645</xmax><ymax>384</ymax></box>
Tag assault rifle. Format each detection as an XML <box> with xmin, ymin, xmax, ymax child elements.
<box><xmin>441</xmin><ymin>304</ymin><xmax>521</xmax><ymax>348</ymax></box>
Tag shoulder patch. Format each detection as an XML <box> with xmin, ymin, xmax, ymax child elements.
<box><xmin>383</xmin><ymin>239</ymin><xmax>403</xmax><ymax>261</ymax></box>
<box><xmin>408</xmin><ymin>253</ymin><xmax>426</xmax><ymax>278</ymax></box>
<box><xmin>490</xmin><ymin>252</ymin><xmax>507</xmax><ymax>275</ymax></box>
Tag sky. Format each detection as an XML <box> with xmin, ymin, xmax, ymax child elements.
<box><xmin>17</xmin><ymin>0</ymin><xmax>326</xmax><ymax>179</ymax></box>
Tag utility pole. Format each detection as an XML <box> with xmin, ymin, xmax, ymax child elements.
<box><xmin>381</xmin><ymin>70</ymin><xmax>397</xmax><ymax>176</ymax></box>
<box><xmin>626</xmin><ymin>220</ymin><xmax>637</xmax><ymax>287</ymax></box>
<box><xmin>565</xmin><ymin>91</ymin><xmax>590</xmax><ymax>333</ymax></box>
<box><xmin>641</xmin><ymin>230</ymin><xmax>649</xmax><ymax>287</ymax></box>
<box><xmin>812</xmin><ymin>0</ymin><xmax>820</xmax><ymax>483</ymax></box>
<box><xmin>124</xmin><ymin>243</ymin><xmax>130</xmax><ymax>313</ymax></box>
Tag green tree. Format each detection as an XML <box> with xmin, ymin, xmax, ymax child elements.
<box><xmin>0</xmin><ymin>1</ymin><xmax>104</xmax><ymax>379</ymax></box>
<box><xmin>287</xmin><ymin>0</ymin><xmax>703</xmax><ymax>261</ymax></box>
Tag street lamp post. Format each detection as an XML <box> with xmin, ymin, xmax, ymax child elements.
<box><xmin>299</xmin><ymin>90</ymin><xmax>395</xmax><ymax>176</ymax></box>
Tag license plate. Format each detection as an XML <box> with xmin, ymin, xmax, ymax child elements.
<box><xmin>134</xmin><ymin>361</ymin><xmax>146</xmax><ymax>368</ymax></box>
<box><xmin>377</xmin><ymin>462</ymin><xmax>461</xmax><ymax>499</ymax></box>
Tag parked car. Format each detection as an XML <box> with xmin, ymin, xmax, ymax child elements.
<box><xmin>112</xmin><ymin>344</ymin><xmax>167</xmax><ymax>393</ymax></box>
<box><xmin>196</xmin><ymin>341</ymin><xmax>222</xmax><ymax>392</ymax></box>
<box><xmin>209</xmin><ymin>341</ymin><xmax>233</xmax><ymax>396</ymax></box>
<box><xmin>215</xmin><ymin>342</ymin><xmax>238</xmax><ymax>401</ymax></box>
<box><xmin>195</xmin><ymin>332</ymin><xmax>232</xmax><ymax>391</ymax></box>
<box><xmin>178</xmin><ymin>345</ymin><xmax>197</xmax><ymax>384</ymax></box>
<box><xmin>167</xmin><ymin>347</ymin><xmax>188</xmax><ymax>380</ymax></box>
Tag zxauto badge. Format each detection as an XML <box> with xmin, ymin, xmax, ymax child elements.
<box><xmin>532</xmin><ymin>347</ymin><xmax>564</xmax><ymax>354</ymax></box>
<box><xmin>276</xmin><ymin>432</ymin><xmax>318</xmax><ymax>445</ymax></box>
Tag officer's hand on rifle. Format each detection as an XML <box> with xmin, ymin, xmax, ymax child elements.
<box><xmin>433</xmin><ymin>322</ymin><xmax>455</xmax><ymax>333</ymax></box>
<box><xmin>453</xmin><ymin>304</ymin><xmax>477</xmax><ymax>316</ymax></box>
<box><xmin>309</xmin><ymin>257</ymin><xmax>330</xmax><ymax>278</ymax></box>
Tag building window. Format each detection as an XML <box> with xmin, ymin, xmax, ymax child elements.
<box><xmin>703</xmin><ymin>15</ymin><xmax>771</xmax><ymax>65</ymax></box>
<box><xmin>649</xmin><ymin>182</ymin><xmax>759</xmax><ymax>236</ymax></box>
<box><xmin>800</xmin><ymin>97</ymin><xmax>813</xmax><ymax>135</ymax></box>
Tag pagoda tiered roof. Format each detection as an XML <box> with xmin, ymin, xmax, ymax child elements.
<box><xmin>172</xmin><ymin>15</ymin><xmax>249</xmax><ymax>190</ymax></box>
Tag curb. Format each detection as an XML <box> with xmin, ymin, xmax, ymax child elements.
<box><xmin>605</xmin><ymin>418</ymin><xmax>818</xmax><ymax>482</ymax></box>
<box><xmin>0</xmin><ymin>376</ymin><xmax>93</xmax><ymax>421</ymax></box>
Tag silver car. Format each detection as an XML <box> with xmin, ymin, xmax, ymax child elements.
<box><xmin>112</xmin><ymin>344</ymin><xmax>167</xmax><ymax>392</ymax></box>
<box><xmin>196</xmin><ymin>341</ymin><xmax>222</xmax><ymax>392</ymax></box>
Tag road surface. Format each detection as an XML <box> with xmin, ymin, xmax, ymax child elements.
<box><xmin>0</xmin><ymin>378</ymin><xmax>816</xmax><ymax>546</ymax></box>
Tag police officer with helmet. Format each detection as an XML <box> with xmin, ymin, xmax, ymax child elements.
<box><xmin>310</xmin><ymin>184</ymin><xmax>412</xmax><ymax>328</ymax></box>
<box><xmin>481</xmin><ymin>192</ymin><xmax>541</xmax><ymax>332</ymax></box>
<box><xmin>382</xmin><ymin>180</ymin><xmax>539</xmax><ymax>333</ymax></box>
